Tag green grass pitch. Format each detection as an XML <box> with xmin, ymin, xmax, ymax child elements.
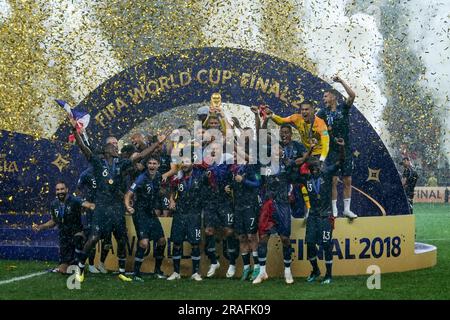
<box><xmin>1</xmin><ymin>203</ymin><xmax>449</xmax><ymax>300</ymax></box>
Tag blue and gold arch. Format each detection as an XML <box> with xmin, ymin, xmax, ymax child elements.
<box><xmin>0</xmin><ymin>47</ymin><xmax>437</xmax><ymax>275</ymax></box>
<box><xmin>1</xmin><ymin>47</ymin><xmax>408</xmax><ymax>216</ymax></box>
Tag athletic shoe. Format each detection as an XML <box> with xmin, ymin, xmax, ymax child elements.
<box><xmin>284</xmin><ymin>269</ymin><xmax>294</xmax><ymax>284</ymax></box>
<box><xmin>250</xmin><ymin>265</ymin><xmax>260</xmax><ymax>281</ymax></box>
<box><xmin>252</xmin><ymin>272</ymin><xmax>268</xmax><ymax>284</ymax></box>
<box><xmin>226</xmin><ymin>265</ymin><xmax>236</xmax><ymax>278</ymax></box>
<box><xmin>306</xmin><ymin>270</ymin><xmax>321</xmax><ymax>282</ymax></box>
<box><xmin>133</xmin><ymin>275</ymin><xmax>144</xmax><ymax>282</ymax></box>
<box><xmin>343</xmin><ymin>210</ymin><xmax>358</xmax><ymax>219</ymax></box>
<box><xmin>321</xmin><ymin>276</ymin><xmax>332</xmax><ymax>284</ymax></box>
<box><xmin>167</xmin><ymin>272</ymin><xmax>181</xmax><ymax>281</ymax></box>
<box><xmin>241</xmin><ymin>267</ymin><xmax>251</xmax><ymax>281</ymax></box>
<box><xmin>118</xmin><ymin>274</ymin><xmax>132</xmax><ymax>282</ymax></box>
<box><xmin>191</xmin><ymin>273</ymin><xmax>203</xmax><ymax>281</ymax></box>
<box><xmin>207</xmin><ymin>262</ymin><xmax>221</xmax><ymax>278</ymax></box>
<box><xmin>154</xmin><ymin>271</ymin><xmax>167</xmax><ymax>279</ymax></box>
<box><xmin>88</xmin><ymin>265</ymin><xmax>100</xmax><ymax>273</ymax></box>
<box><xmin>97</xmin><ymin>262</ymin><xmax>108</xmax><ymax>274</ymax></box>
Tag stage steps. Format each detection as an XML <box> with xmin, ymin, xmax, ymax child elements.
<box><xmin>0</xmin><ymin>213</ymin><xmax>59</xmax><ymax>261</ymax></box>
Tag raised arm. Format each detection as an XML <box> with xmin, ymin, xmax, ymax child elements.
<box><xmin>268</xmin><ymin>109</ymin><xmax>297</xmax><ymax>126</ymax></box>
<box><xmin>333</xmin><ymin>76</ymin><xmax>355</xmax><ymax>106</ymax></box>
<box><xmin>130</xmin><ymin>133</ymin><xmax>168</xmax><ymax>164</ymax></box>
<box><xmin>70</xmin><ymin>118</ymin><xmax>93</xmax><ymax>160</ymax></box>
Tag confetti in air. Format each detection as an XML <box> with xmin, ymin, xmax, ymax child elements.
<box><xmin>0</xmin><ymin>0</ymin><xmax>11</xmax><ymax>25</ymax></box>
<box><xmin>0</xmin><ymin>0</ymin><xmax>448</xmax><ymax>172</ymax></box>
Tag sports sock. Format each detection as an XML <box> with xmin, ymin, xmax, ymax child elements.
<box><xmin>134</xmin><ymin>246</ymin><xmax>145</xmax><ymax>276</ymax></box>
<box><xmin>172</xmin><ymin>245</ymin><xmax>182</xmax><ymax>274</ymax></box>
<box><xmin>191</xmin><ymin>246</ymin><xmax>201</xmax><ymax>274</ymax></box>
<box><xmin>283</xmin><ymin>245</ymin><xmax>292</xmax><ymax>268</ymax></box>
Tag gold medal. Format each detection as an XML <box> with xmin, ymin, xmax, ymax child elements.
<box><xmin>108</xmin><ymin>179</ymin><xmax>114</xmax><ymax>185</ymax></box>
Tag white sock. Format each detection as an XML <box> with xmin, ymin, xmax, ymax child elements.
<box><xmin>260</xmin><ymin>265</ymin><xmax>266</xmax><ymax>274</ymax></box>
<box><xmin>284</xmin><ymin>267</ymin><xmax>291</xmax><ymax>273</ymax></box>
<box><xmin>243</xmin><ymin>264</ymin><xmax>250</xmax><ymax>270</ymax></box>
<box><xmin>344</xmin><ymin>198</ymin><xmax>351</xmax><ymax>212</ymax></box>
<box><xmin>119</xmin><ymin>268</ymin><xmax>125</xmax><ymax>273</ymax></box>
<box><xmin>332</xmin><ymin>200</ymin><xmax>338</xmax><ymax>216</ymax></box>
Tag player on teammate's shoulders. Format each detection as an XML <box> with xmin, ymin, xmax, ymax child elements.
<box><xmin>124</xmin><ymin>157</ymin><xmax>167</xmax><ymax>282</ymax></box>
<box><xmin>317</xmin><ymin>75</ymin><xmax>357</xmax><ymax>219</ymax></box>
<box><xmin>266</xmin><ymin>100</ymin><xmax>330</xmax><ymax>166</ymax></box>
<box><xmin>167</xmin><ymin>156</ymin><xmax>205</xmax><ymax>281</ymax></box>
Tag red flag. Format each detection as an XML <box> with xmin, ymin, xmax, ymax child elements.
<box><xmin>258</xmin><ymin>105</ymin><xmax>268</xmax><ymax>121</ymax></box>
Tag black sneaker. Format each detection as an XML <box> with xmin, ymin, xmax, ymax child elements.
<box><xmin>154</xmin><ymin>271</ymin><xmax>167</xmax><ymax>279</ymax></box>
<box><xmin>133</xmin><ymin>275</ymin><xmax>144</xmax><ymax>282</ymax></box>
<box><xmin>306</xmin><ymin>270</ymin><xmax>321</xmax><ymax>282</ymax></box>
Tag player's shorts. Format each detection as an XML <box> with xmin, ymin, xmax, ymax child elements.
<box><xmin>203</xmin><ymin>199</ymin><xmax>234</xmax><ymax>229</ymax></box>
<box><xmin>234</xmin><ymin>205</ymin><xmax>258</xmax><ymax>235</ymax></box>
<box><xmin>305</xmin><ymin>215</ymin><xmax>334</xmax><ymax>245</ymax></box>
<box><xmin>59</xmin><ymin>233</ymin><xmax>77</xmax><ymax>265</ymax></box>
<box><xmin>91</xmin><ymin>202</ymin><xmax>128</xmax><ymax>241</ymax></box>
<box><xmin>259</xmin><ymin>200</ymin><xmax>292</xmax><ymax>237</ymax></box>
<box><xmin>325</xmin><ymin>147</ymin><xmax>353</xmax><ymax>176</ymax></box>
<box><xmin>170</xmin><ymin>212</ymin><xmax>202</xmax><ymax>245</ymax></box>
<box><xmin>133</xmin><ymin>210</ymin><xmax>165</xmax><ymax>241</ymax></box>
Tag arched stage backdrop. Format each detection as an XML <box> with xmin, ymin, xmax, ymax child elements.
<box><xmin>0</xmin><ymin>47</ymin><xmax>436</xmax><ymax>276</ymax></box>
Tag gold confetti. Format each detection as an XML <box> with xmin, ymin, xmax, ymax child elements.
<box><xmin>0</xmin><ymin>0</ymin><xmax>448</xmax><ymax>178</ymax></box>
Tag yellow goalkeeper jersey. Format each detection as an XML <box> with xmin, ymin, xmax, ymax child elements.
<box><xmin>272</xmin><ymin>113</ymin><xmax>330</xmax><ymax>161</ymax></box>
